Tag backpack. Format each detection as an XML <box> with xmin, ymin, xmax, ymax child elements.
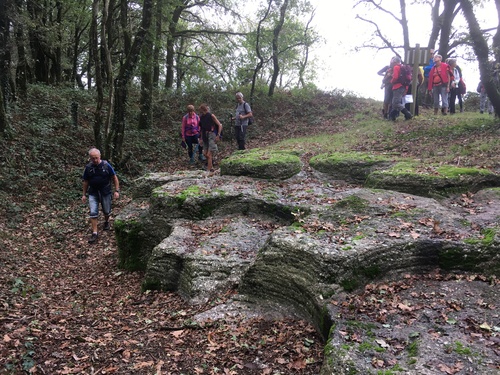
<box><xmin>398</xmin><ymin>64</ymin><xmax>413</xmax><ymax>86</ymax></box>
<box><xmin>236</xmin><ymin>101</ymin><xmax>254</xmax><ymax>125</ymax></box>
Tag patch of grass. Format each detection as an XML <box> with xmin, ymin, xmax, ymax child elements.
<box><xmin>406</xmin><ymin>339</ymin><xmax>419</xmax><ymax>357</ymax></box>
<box><xmin>453</xmin><ymin>341</ymin><xmax>475</xmax><ymax>356</ymax></box>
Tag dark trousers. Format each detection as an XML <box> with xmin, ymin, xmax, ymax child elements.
<box><xmin>185</xmin><ymin>135</ymin><xmax>202</xmax><ymax>157</ymax></box>
<box><xmin>234</xmin><ymin>125</ymin><xmax>247</xmax><ymax>150</ymax></box>
<box><xmin>405</xmin><ymin>84</ymin><xmax>420</xmax><ymax>116</ymax></box>
<box><xmin>449</xmin><ymin>88</ymin><xmax>462</xmax><ymax>113</ymax></box>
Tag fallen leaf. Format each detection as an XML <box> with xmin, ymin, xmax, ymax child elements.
<box><xmin>480</xmin><ymin>322</ymin><xmax>491</xmax><ymax>331</ymax></box>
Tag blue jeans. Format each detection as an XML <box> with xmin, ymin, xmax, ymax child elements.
<box><xmin>480</xmin><ymin>92</ymin><xmax>493</xmax><ymax>113</ymax></box>
<box><xmin>89</xmin><ymin>193</ymin><xmax>112</xmax><ymax>219</ymax></box>
<box><xmin>432</xmin><ymin>84</ymin><xmax>448</xmax><ymax>109</ymax></box>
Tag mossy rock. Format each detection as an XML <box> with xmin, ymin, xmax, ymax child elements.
<box><xmin>309</xmin><ymin>152</ymin><xmax>394</xmax><ymax>183</ymax></box>
<box><xmin>220</xmin><ymin>148</ymin><xmax>302</xmax><ymax>179</ymax></box>
<box><xmin>131</xmin><ymin>170</ymin><xmax>204</xmax><ymax>198</ymax></box>
<box><xmin>365</xmin><ymin>162</ymin><xmax>500</xmax><ymax>197</ymax></box>
<box><xmin>114</xmin><ymin>199</ymin><xmax>173</xmax><ymax>271</ymax></box>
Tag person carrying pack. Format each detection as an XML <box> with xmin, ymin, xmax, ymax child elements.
<box><xmin>427</xmin><ymin>54</ymin><xmax>452</xmax><ymax>115</ymax></box>
<box><xmin>389</xmin><ymin>56</ymin><xmax>413</xmax><ymax>121</ymax></box>
<box><xmin>232</xmin><ymin>92</ymin><xmax>253</xmax><ymax>150</ymax></box>
<box><xmin>82</xmin><ymin>148</ymin><xmax>120</xmax><ymax>244</ymax></box>
<box><xmin>181</xmin><ymin>104</ymin><xmax>204</xmax><ymax>164</ymax></box>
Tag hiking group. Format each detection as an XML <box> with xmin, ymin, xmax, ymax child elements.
<box><xmin>180</xmin><ymin>92</ymin><xmax>253</xmax><ymax>171</ymax></box>
<box><xmin>81</xmin><ymin>92</ymin><xmax>253</xmax><ymax>244</ymax></box>
<box><xmin>378</xmin><ymin>49</ymin><xmax>469</xmax><ymax>119</ymax></box>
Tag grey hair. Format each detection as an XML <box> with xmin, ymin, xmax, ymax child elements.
<box><xmin>447</xmin><ymin>58</ymin><xmax>456</xmax><ymax>65</ymax></box>
<box><xmin>391</xmin><ymin>56</ymin><xmax>401</xmax><ymax>64</ymax></box>
<box><xmin>88</xmin><ymin>148</ymin><xmax>101</xmax><ymax>156</ymax></box>
<box><xmin>235</xmin><ymin>92</ymin><xmax>244</xmax><ymax>98</ymax></box>
<box><xmin>434</xmin><ymin>54</ymin><xmax>442</xmax><ymax>60</ymax></box>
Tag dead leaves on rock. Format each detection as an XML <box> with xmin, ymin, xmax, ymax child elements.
<box><xmin>330</xmin><ymin>272</ymin><xmax>500</xmax><ymax>373</ymax></box>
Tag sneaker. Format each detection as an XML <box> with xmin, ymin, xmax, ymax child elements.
<box><xmin>103</xmin><ymin>221</ymin><xmax>111</xmax><ymax>231</ymax></box>
<box><xmin>199</xmin><ymin>154</ymin><xmax>206</xmax><ymax>161</ymax></box>
<box><xmin>88</xmin><ymin>233</ymin><xmax>98</xmax><ymax>244</ymax></box>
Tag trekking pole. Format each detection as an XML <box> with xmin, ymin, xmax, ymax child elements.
<box><xmin>228</xmin><ymin>113</ymin><xmax>234</xmax><ymax>140</ymax></box>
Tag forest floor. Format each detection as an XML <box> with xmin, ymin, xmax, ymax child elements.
<box><xmin>1</xmin><ymin>101</ymin><xmax>500</xmax><ymax>374</ymax></box>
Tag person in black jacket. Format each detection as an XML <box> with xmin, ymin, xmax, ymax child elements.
<box><xmin>82</xmin><ymin>148</ymin><xmax>120</xmax><ymax>243</ymax></box>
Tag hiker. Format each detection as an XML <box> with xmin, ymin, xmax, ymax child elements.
<box><xmin>233</xmin><ymin>92</ymin><xmax>253</xmax><ymax>150</ymax></box>
<box><xmin>389</xmin><ymin>56</ymin><xmax>412</xmax><ymax>121</ymax></box>
<box><xmin>422</xmin><ymin>49</ymin><xmax>436</xmax><ymax>108</ymax></box>
<box><xmin>478</xmin><ymin>81</ymin><xmax>493</xmax><ymax>114</ymax></box>
<box><xmin>447</xmin><ymin>58</ymin><xmax>464</xmax><ymax>114</ymax></box>
<box><xmin>378</xmin><ymin>60</ymin><xmax>394</xmax><ymax>119</ymax></box>
<box><xmin>427</xmin><ymin>54</ymin><xmax>451</xmax><ymax>115</ymax></box>
<box><xmin>81</xmin><ymin>148</ymin><xmax>120</xmax><ymax>244</ymax></box>
<box><xmin>404</xmin><ymin>66</ymin><xmax>424</xmax><ymax>116</ymax></box>
<box><xmin>181</xmin><ymin>104</ymin><xmax>204</xmax><ymax>164</ymax></box>
<box><xmin>199</xmin><ymin>103</ymin><xmax>223</xmax><ymax>173</ymax></box>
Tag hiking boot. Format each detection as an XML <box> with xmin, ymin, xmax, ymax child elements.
<box><xmin>388</xmin><ymin>109</ymin><xmax>399</xmax><ymax>121</ymax></box>
<box><xmin>88</xmin><ymin>233</ymin><xmax>98</xmax><ymax>244</ymax></box>
<box><xmin>189</xmin><ymin>156</ymin><xmax>195</xmax><ymax>164</ymax></box>
<box><xmin>401</xmin><ymin>108</ymin><xmax>412</xmax><ymax>120</ymax></box>
<box><xmin>103</xmin><ymin>221</ymin><xmax>111</xmax><ymax>231</ymax></box>
<box><xmin>199</xmin><ymin>154</ymin><xmax>206</xmax><ymax>161</ymax></box>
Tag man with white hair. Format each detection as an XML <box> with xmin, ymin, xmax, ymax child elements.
<box><xmin>82</xmin><ymin>148</ymin><xmax>120</xmax><ymax>244</ymax></box>
<box><xmin>233</xmin><ymin>92</ymin><xmax>253</xmax><ymax>150</ymax></box>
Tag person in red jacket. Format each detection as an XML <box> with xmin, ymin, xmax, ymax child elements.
<box><xmin>427</xmin><ymin>54</ymin><xmax>452</xmax><ymax>115</ymax></box>
<box><xmin>389</xmin><ymin>56</ymin><xmax>412</xmax><ymax>121</ymax></box>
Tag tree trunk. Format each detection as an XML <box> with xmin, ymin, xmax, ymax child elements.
<box><xmin>139</xmin><ymin>16</ymin><xmax>154</xmax><ymax>130</ymax></box>
<box><xmin>250</xmin><ymin>0</ymin><xmax>272</xmax><ymax>102</ymax></box>
<box><xmin>102</xmin><ymin>0</ymin><xmax>114</xmax><ymax>141</ymax></box>
<box><xmin>15</xmin><ymin>0</ymin><xmax>28</xmax><ymax>99</ymax></box>
<box><xmin>492</xmin><ymin>0</ymin><xmax>500</xmax><ymax>63</ymax></box>
<box><xmin>165</xmin><ymin>4</ymin><xmax>184</xmax><ymax>89</ymax></box>
<box><xmin>459</xmin><ymin>0</ymin><xmax>500</xmax><ymax>116</ymax></box>
<box><xmin>437</xmin><ymin>0</ymin><xmax>460</xmax><ymax>59</ymax></box>
<box><xmin>27</xmin><ymin>0</ymin><xmax>50</xmax><ymax>83</ymax></box>
<box><xmin>0</xmin><ymin>0</ymin><xmax>7</xmax><ymax>133</ymax></box>
<box><xmin>110</xmin><ymin>0</ymin><xmax>154</xmax><ymax>164</ymax></box>
<box><xmin>268</xmin><ymin>0</ymin><xmax>289</xmax><ymax>97</ymax></box>
<box><xmin>91</xmin><ymin>0</ymin><xmax>104</xmax><ymax>150</ymax></box>
<box><xmin>0</xmin><ymin>0</ymin><xmax>11</xmax><ymax>108</ymax></box>
<box><xmin>0</xmin><ymin>81</ymin><xmax>6</xmax><ymax>134</ymax></box>
<box><xmin>121</xmin><ymin>0</ymin><xmax>131</xmax><ymax>57</ymax></box>
<box><xmin>153</xmin><ymin>0</ymin><xmax>163</xmax><ymax>87</ymax></box>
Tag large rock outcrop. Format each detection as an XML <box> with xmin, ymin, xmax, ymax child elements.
<box><xmin>115</xmin><ymin>151</ymin><xmax>500</xmax><ymax>374</ymax></box>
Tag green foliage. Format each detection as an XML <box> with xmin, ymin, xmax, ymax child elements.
<box><xmin>406</xmin><ymin>339</ymin><xmax>419</xmax><ymax>357</ymax></box>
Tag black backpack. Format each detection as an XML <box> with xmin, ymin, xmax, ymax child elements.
<box><xmin>236</xmin><ymin>101</ymin><xmax>254</xmax><ymax>125</ymax></box>
<box><xmin>398</xmin><ymin>64</ymin><xmax>413</xmax><ymax>86</ymax></box>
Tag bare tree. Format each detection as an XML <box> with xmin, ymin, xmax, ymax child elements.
<box><xmin>109</xmin><ymin>0</ymin><xmax>154</xmax><ymax>164</ymax></box>
<box><xmin>250</xmin><ymin>0</ymin><xmax>273</xmax><ymax>102</ymax></box>
<box><xmin>459</xmin><ymin>0</ymin><xmax>500</xmax><ymax>116</ymax></box>
<box><xmin>269</xmin><ymin>0</ymin><xmax>289</xmax><ymax>97</ymax></box>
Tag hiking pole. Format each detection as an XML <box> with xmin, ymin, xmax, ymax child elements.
<box><xmin>228</xmin><ymin>113</ymin><xmax>234</xmax><ymax>140</ymax></box>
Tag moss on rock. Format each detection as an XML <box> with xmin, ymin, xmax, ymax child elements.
<box><xmin>366</xmin><ymin>162</ymin><xmax>500</xmax><ymax>198</ymax></box>
<box><xmin>310</xmin><ymin>151</ymin><xmax>394</xmax><ymax>183</ymax></box>
<box><xmin>220</xmin><ymin>148</ymin><xmax>301</xmax><ymax>179</ymax></box>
